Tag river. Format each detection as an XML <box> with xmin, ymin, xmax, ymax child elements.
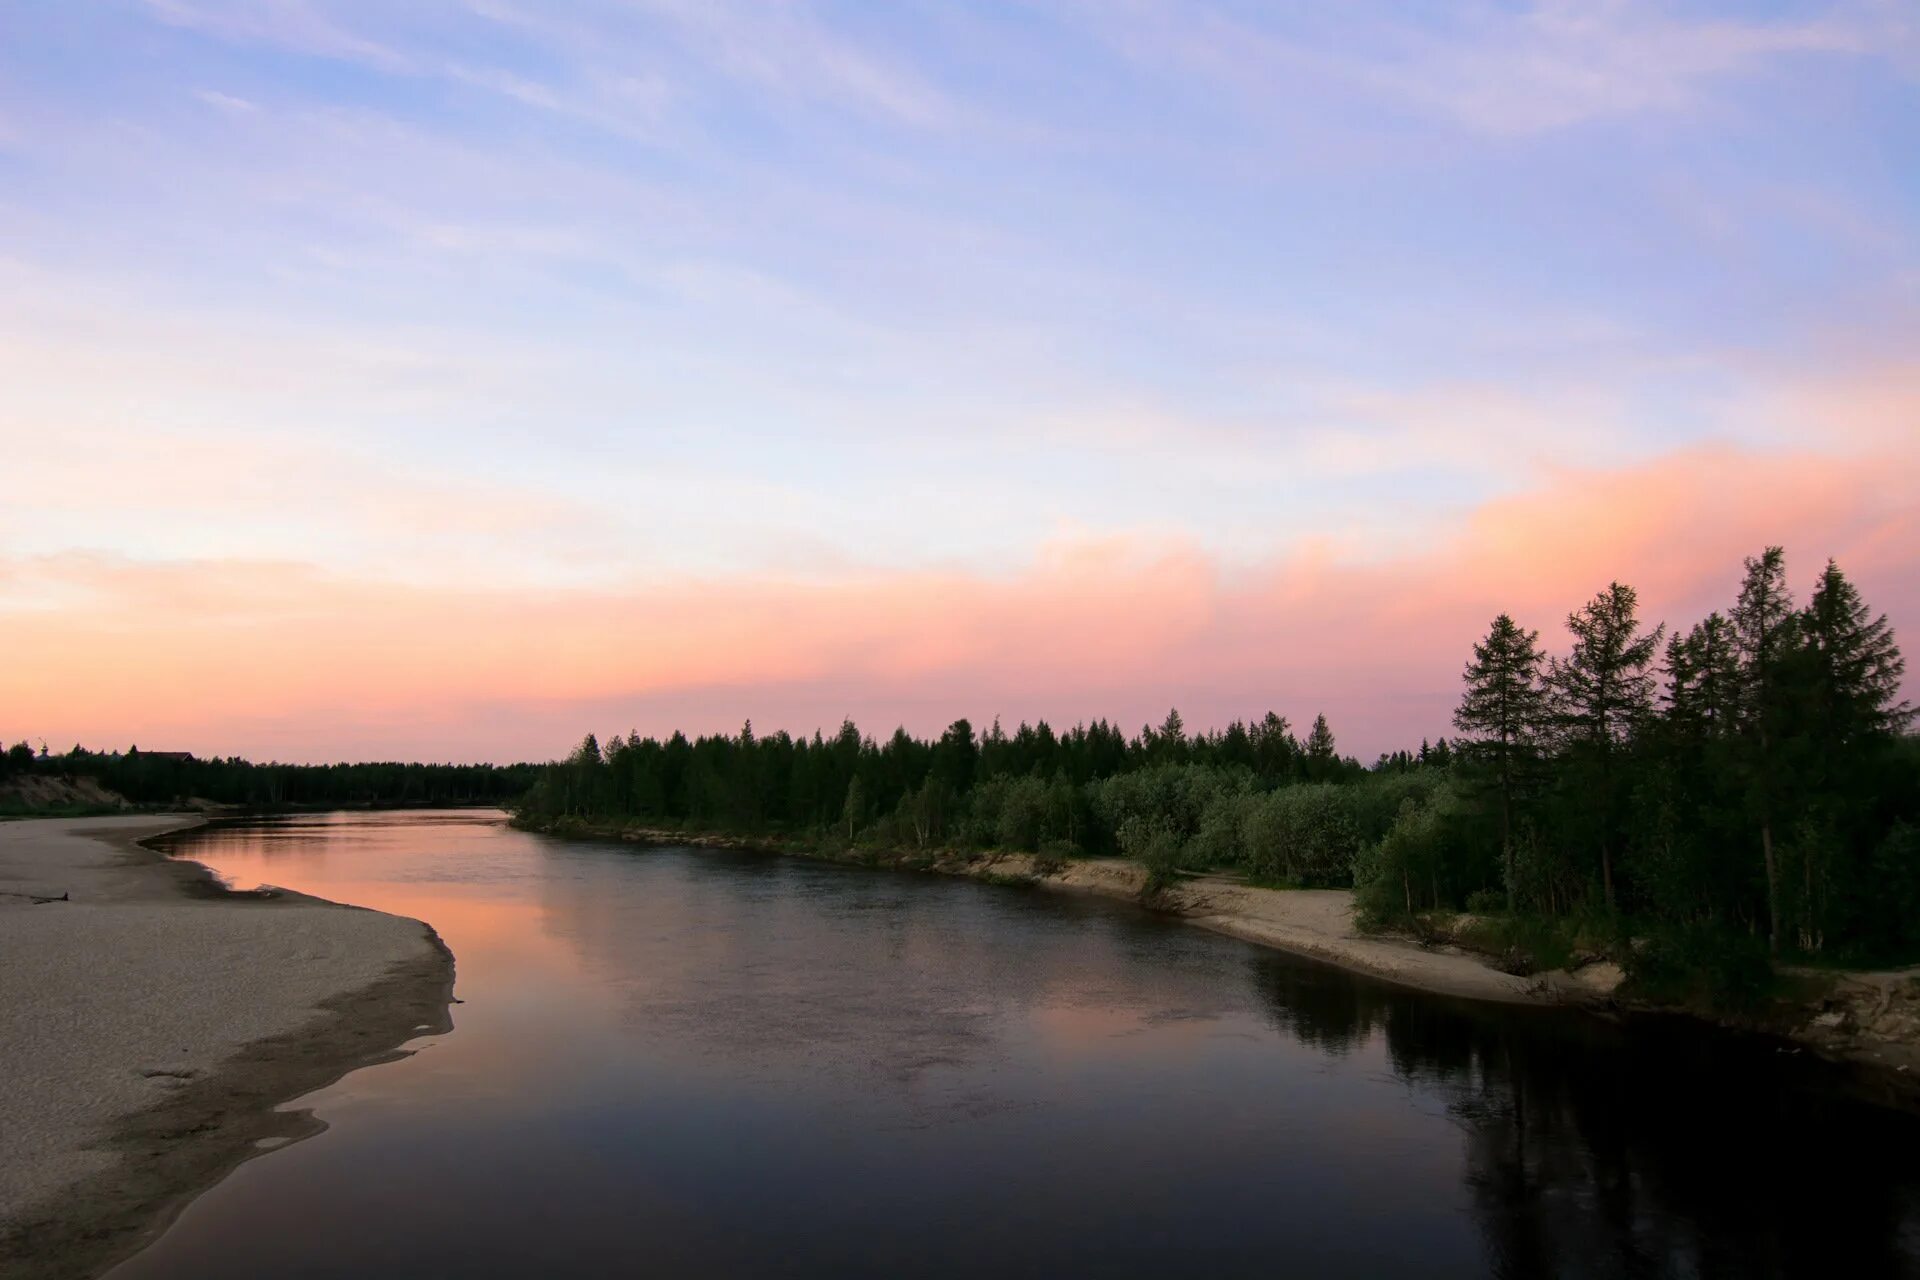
<box><xmin>113</xmin><ymin>811</ymin><xmax>1920</xmax><ymax>1278</ymax></box>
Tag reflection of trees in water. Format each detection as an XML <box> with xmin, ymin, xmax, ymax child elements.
<box><xmin>1250</xmin><ymin>953</ymin><xmax>1920</xmax><ymax>1279</ymax></box>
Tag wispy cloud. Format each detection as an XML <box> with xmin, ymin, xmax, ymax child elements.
<box><xmin>4</xmin><ymin>444</ymin><xmax>1912</xmax><ymax>762</ymax></box>
<box><xmin>191</xmin><ymin>87</ymin><xmax>255</xmax><ymax>113</ymax></box>
<box><xmin>1079</xmin><ymin>0</ymin><xmax>1906</xmax><ymax>137</ymax></box>
<box><xmin>3</xmin><ymin>1</ymin><xmax>1915</xmax><ymax>759</ymax></box>
<box><xmin>143</xmin><ymin>0</ymin><xmax>412</xmax><ymax>72</ymax></box>
<box><xmin>609</xmin><ymin>0</ymin><xmax>956</xmax><ymax>128</ymax></box>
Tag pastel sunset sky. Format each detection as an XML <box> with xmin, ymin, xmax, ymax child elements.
<box><xmin>4</xmin><ymin>1</ymin><xmax>1917</xmax><ymax>763</ymax></box>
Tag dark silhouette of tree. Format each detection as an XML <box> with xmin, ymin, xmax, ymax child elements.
<box><xmin>1803</xmin><ymin>560</ymin><xmax>1911</xmax><ymax>742</ymax></box>
<box><xmin>1305</xmin><ymin>713</ymin><xmax>1338</xmax><ymax>780</ymax></box>
<box><xmin>1454</xmin><ymin>613</ymin><xmax>1550</xmax><ymax>912</ymax></box>
<box><xmin>1548</xmin><ymin>582</ymin><xmax>1664</xmax><ymax>912</ymax></box>
<box><xmin>499</xmin><ymin>544</ymin><xmax>1920</xmax><ymax>970</ymax></box>
<box><xmin>1732</xmin><ymin>548</ymin><xmax>1797</xmax><ymax>952</ymax></box>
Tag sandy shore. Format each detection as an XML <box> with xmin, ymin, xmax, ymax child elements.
<box><xmin>992</xmin><ymin>855</ymin><xmax>1607</xmax><ymax>1004</ymax></box>
<box><xmin>0</xmin><ymin>816</ymin><xmax>455</xmax><ymax>1280</ymax></box>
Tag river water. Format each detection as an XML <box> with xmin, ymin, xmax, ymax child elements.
<box><xmin>113</xmin><ymin>811</ymin><xmax>1920</xmax><ymax>1278</ymax></box>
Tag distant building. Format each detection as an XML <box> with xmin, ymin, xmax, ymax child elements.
<box><xmin>138</xmin><ymin>751</ymin><xmax>196</xmax><ymax>763</ymax></box>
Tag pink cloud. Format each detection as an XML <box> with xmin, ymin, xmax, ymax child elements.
<box><xmin>4</xmin><ymin>445</ymin><xmax>1914</xmax><ymax>764</ymax></box>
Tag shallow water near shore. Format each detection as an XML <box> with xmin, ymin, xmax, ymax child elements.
<box><xmin>115</xmin><ymin>811</ymin><xmax>1920</xmax><ymax>1279</ymax></box>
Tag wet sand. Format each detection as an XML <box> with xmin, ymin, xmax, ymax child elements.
<box><xmin>0</xmin><ymin>816</ymin><xmax>454</xmax><ymax>1280</ymax></box>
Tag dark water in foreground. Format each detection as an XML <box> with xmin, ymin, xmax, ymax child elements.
<box><xmin>113</xmin><ymin>812</ymin><xmax>1920</xmax><ymax>1279</ymax></box>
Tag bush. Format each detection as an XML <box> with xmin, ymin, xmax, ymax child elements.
<box><xmin>1138</xmin><ymin>826</ymin><xmax>1186</xmax><ymax>897</ymax></box>
<box><xmin>1091</xmin><ymin>764</ymin><xmax>1252</xmax><ymax>860</ymax></box>
<box><xmin>1346</xmin><ymin>769</ymin><xmax>1447</xmax><ymax>844</ymax></box>
<box><xmin>1834</xmin><ymin>820</ymin><xmax>1920</xmax><ymax>965</ymax></box>
<box><xmin>1243</xmin><ymin>784</ymin><xmax>1361</xmax><ymax>886</ymax></box>
<box><xmin>1464</xmin><ymin>887</ymin><xmax>1505</xmax><ymax>915</ymax></box>
<box><xmin>1624</xmin><ymin>924</ymin><xmax>1777</xmax><ymax>1015</ymax></box>
<box><xmin>1456</xmin><ymin>916</ymin><xmax>1576</xmax><ymax>976</ymax></box>
<box><xmin>1031</xmin><ymin>840</ymin><xmax>1075</xmax><ymax>876</ymax></box>
<box><xmin>1187</xmin><ymin>790</ymin><xmax>1254</xmax><ymax>868</ymax></box>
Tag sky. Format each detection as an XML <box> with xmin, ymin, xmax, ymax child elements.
<box><xmin>2</xmin><ymin>0</ymin><xmax>1917</xmax><ymax>764</ymax></box>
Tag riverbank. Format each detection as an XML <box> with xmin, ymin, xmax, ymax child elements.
<box><xmin>517</xmin><ymin>817</ymin><xmax>1920</xmax><ymax>1099</ymax></box>
<box><xmin>0</xmin><ymin>816</ymin><xmax>456</xmax><ymax>1280</ymax></box>
<box><xmin>514</xmin><ymin>818</ymin><xmax>1601</xmax><ymax>1005</ymax></box>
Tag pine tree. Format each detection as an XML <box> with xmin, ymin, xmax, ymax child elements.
<box><xmin>1305</xmin><ymin>714</ymin><xmax>1337</xmax><ymax>777</ymax></box>
<box><xmin>569</xmin><ymin>733</ymin><xmax>604</xmax><ymax>817</ymax></box>
<box><xmin>1664</xmin><ymin>612</ymin><xmax>1741</xmax><ymax>737</ymax></box>
<box><xmin>1453</xmin><ymin>613</ymin><xmax>1550</xmax><ymax>911</ymax></box>
<box><xmin>1731</xmin><ymin>547</ymin><xmax>1797</xmax><ymax>952</ymax></box>
<box><xmin>934</xmin><ymin>719</ymin><xmax>978</xmax><ymax>794</ymax></box>
<box><xmin>1251</xmin><ymin>712</ymin><xmax>1296</xmax><ymax>782</ymax></box>
<box><xmin>1549</xmin><ymin>582</ymin><xmax>1664</xmax><ymax>911</ymax></box>
<box><xmin>1802</xmin><ymin>559</ymin><xmax>1911</xmax><ymax>742</ymax></box>
<box><xmin>1154</xmin><ymin>708</ymin><xmax>1188</xmax><ymax>764</ymax></box>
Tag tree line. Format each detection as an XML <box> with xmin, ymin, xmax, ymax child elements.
<box><xmin>1423</xmin><ymin>547</ymin><xmax>1915</xmax><ymax>962</ymax></box>
<box><xmin>520</xmin><ymin>545</ymin><xmax>1917</xmax><ymax>968</ymax></box>
<box><xmin>0</xmin><ymin>742</ymin><xmax>537</xmax><ymax>809</ymax></box>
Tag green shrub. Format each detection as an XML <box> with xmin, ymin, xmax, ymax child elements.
<box><xmin>1457</xmin><ymin>916</ymin><xmax>1576</xmax><ymax>976</ymax></box>
<box><xmin>1624</xmin><ymin>924</ymin><xmax>1778</xmax><ymax>1015</ymax></box>
<box><xmin>1464</xmin><ymin>888</ymin><xmax>1505</xmax><ymax>915</ymax></box>
<box><xmin>1030</xmin><ymin>840</ymin><xmax>1075</xmax><ymax>876</ymax></box>
<box><xmin>1137</xmin><ymin>827</ymin><xmax>1186</xmax><ymax>897</ymax></box>
<box><xmin>1092</xmin><ymin>764</ymin><xmax>1252</xmax><ymax>861</ymax></box>
<box><xmin>1352</xmin><ymin>788</ymin><xmax>1455</xmax><ymax>923</ymax></box>
<box><xmin>1243</xmin><ymin>784</ymin><xmax>1361</xmax><ymax>886</ymax></box>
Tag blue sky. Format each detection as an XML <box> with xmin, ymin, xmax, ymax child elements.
<box><xmin>2</xmin><ymin>1</ymin><xmax>1916</xmax><ymax>759</ymax></box>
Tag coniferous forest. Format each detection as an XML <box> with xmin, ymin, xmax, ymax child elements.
<box><xmin>0</xmin><ymin>744</ymin><xmax>535</xmax><ymax>812</ymax></box>
<box><xmin>519</xmin><ymin>547</ymin><xmax>1919</xmax><ymax>984</ymax></box>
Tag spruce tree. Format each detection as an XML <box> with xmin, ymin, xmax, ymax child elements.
<box><xmin>1153</xmin><ymin>708</ymin><xmax>1188</xmax><ymax>764</ymax></box>
<box><xmin>1664</xmin><ymin>612</ymin><xmax>1741</xmax><ymax>737</ymax></box>
<box><xmin>1549</xmin><ymin>582</ymin><xmax>1664</xmax><ymax>911</ymax></box>
<box><xmin>1453</xmin><ymin>613</ymin><xmax>1549</xmax><ymax>911</ymax></box>
<box><xmin>1802</xmin><ymin>559</ymin><xmax>1911</xmax><ymax>742</ymax></box>
<box><xmin>1731</xmin><ymin>547</ymin><xmax>1797</xmax><ymax>952</ymax></box>
<box><xmin>1305</xmin><ymin>714</ymin><xmax>1337</xmax><ymax>778</ymax></box>
<box><xmin>1251</xmin><ymin>712</ymin><xmax>1296</xmax><ymax>782</ymax></box>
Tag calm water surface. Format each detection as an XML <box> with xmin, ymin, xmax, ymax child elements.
<box><xmin>114</xmin><ymin>812</ymin><xmax>1920</xmax><ymax>1279</ymax></box>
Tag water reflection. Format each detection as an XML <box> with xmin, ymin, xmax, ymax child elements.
<box><xmin>114</xmin><ymin>813</ymin><xmax>1920</xmax><ymax>1279</ymax></box>
<box><xmin>1248</xmin><ymin>953</ymin><xmax>1920</xmax><ymax>1277</ymax></box>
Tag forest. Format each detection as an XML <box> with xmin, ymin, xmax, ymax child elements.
<box><xmin>0</xmin><ymin>742</ymin><xmax>536</xmax><ymax>811</ymax></box>
<box><xmin>517</xmin><ymin>546</ymin><xmax>1918</xmax><ymax>983</ymax></box>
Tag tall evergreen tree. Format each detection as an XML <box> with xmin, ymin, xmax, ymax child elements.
<box><xmin>1150</xmin><ymin>708</ymin><xmax>1188</xmax><ymax>764</ymax></box>
<box><xmin>1664</xmin><ymin>612</ymin><xmax>1741</xmax><ymax>738</ymax></box>
<box><xmin>1454</xmin><ymin>613</ymin><xmax>1550</xmax><ymax>911</ymax></box>
<box><xmin>1305</xmin><ymin>714</ymin><xmax>1337</xmax><ymax>777</ymax></box>
<box><xmin>1802</xmin><ymin>560</ymin><xmax>1911</xmax><ymax>743</ymax></box>
<box><xmin>1549</xmin><ymin>582</ymin><xmax>1664</xmax><ymax>911</ymax></box>
<box><xmin>1731</xmin><ymin>547</ymin><xmax>1797</xmax><ymax>951</ymax></box>
<box><xmin>933</xmin><ymin>719</ymin><xmax>978</xmax><ymax>795</ymax></box>
<box><xmin>1251</xmin><ymin>712</ymin><xmax>1296</xmax><ymax>782</ymax></box>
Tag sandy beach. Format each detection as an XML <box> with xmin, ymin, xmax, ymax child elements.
<box><xmin>0</xmin><ymin>816</ymin><xmax>455</xmax><ymax>1280</ymax></box>
<box><xmin>1001</xmin><ymin>855</ymin><xmax>1581</xmax><ymax>1003</ymax></box>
